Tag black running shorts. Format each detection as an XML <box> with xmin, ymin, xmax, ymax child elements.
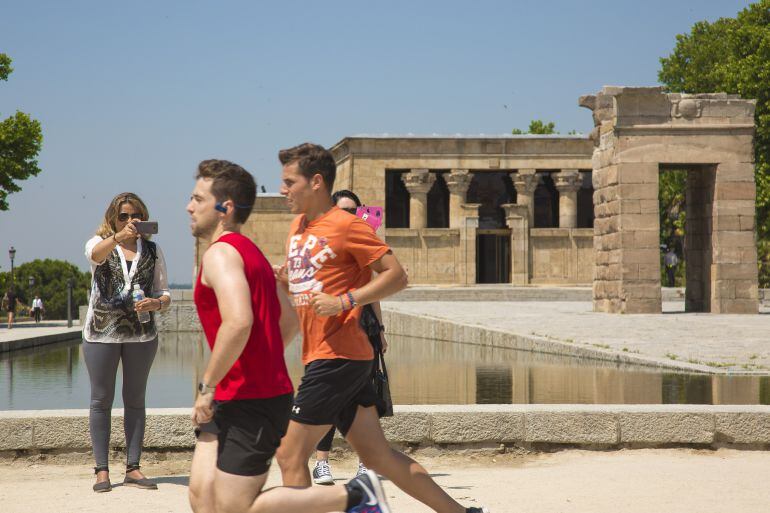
<box><xmin>196</xmin><ymin>393</ymin><xmax>293</xmax><ymax>476</ymax></box>
<box><xmin>291</xmin><ymin>358</ymin><xmax>378</xmax><ymax>436</ymax></box>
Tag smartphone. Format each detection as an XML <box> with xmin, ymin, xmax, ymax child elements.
<box><xmin>355</xmin><ymin>206</ymin><xmax>383</xmax><ymax>232</ymax></box>
<box><xmin>134</xmin><ymin>221</ymin><xmax>159</xmax><ymax>235</ymax></box>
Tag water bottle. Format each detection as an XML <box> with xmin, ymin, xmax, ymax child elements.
<box><xmin>132</xmin><ymin>284</ymin><xmax>151</xmax><ymax>323</ymax></box>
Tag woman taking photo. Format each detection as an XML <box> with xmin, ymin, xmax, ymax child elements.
<box><xmin>83</xmin><ymin>192</ymin><xmax>171</xmax><ymax>493</ymax></box>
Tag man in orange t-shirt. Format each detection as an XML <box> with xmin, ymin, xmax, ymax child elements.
<box><xmin>274</xmin><ymin>143</ymin><xmax>489</xmax><ymax>513</ymax></box>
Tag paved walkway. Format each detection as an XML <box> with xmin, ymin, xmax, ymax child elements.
<box><xmin>0</xmin><ymin>449</ymin><xmax>768</xmax><ymax>512</ymax></box>
<box><xmin>383</xmin><ymin>300</ymin><xmax>770</xmax><ymax>373</ymax></box>
<box><xmin>0</xmin><ymin>320</ymin><xmax>81</xmax><ymax>352</ymax></box>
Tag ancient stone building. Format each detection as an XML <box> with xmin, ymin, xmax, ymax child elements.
<box><xmin>194</xmin><ymin>86</ymin><xmax>760</xmax><ymax>314</ymax></box>
<box><xmin>581</xmin><ymin>86</ymin><xmax>758</xmax><ymax>314</ymax></box>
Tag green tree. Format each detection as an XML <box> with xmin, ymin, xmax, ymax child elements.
<box><xmin>659</xmin><ymin>170</ymin><xmax>687</xmax><ymax>286</ymax></box>
<box><xmin>511</xmin><ymin>119</ymin><xmax>558</xmax><ymax>135</ymax></box>
<box><xmin>0</xmin><ymin>53</ymin><xmax>43</xmax><ymax>211</ymax></box>
<box><xmin>0</xmin><ymin>259</ymin><xmax>90</xmax><ymax>319</ymax></box>
<box><xmin>658</xmin><ymin>0</ymin><xmax>770</xmax><ymax>286</ymax></box>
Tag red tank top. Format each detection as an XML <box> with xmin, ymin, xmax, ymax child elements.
<box><xmin>194</xmin><ymin>232</ymin><xmax>293</xmax><ymax>401</ymax></box>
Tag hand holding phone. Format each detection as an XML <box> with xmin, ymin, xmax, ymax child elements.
<box><xmin>134</xmin><ymin>221</ymin><xmax>159</xmax><ymax>235</ymax></box>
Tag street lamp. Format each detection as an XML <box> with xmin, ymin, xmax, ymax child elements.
<box><xmin>8</xmin><ymin>246</ymin><xmax>15</xmax><ymax>285</ymax></box>
<box><xmin>28</xmin><ymin>275</ymin><xmax>35</xmax><ymax>288</ymax></box>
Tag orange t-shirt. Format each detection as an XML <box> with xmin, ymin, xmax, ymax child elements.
<box><xmin>286</xmin><ymin>206</ymin><xmax>390</xmax><ymax>365</ymax></box>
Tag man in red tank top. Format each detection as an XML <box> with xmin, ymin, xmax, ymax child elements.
<box><xmin>186</xmin><ymin>159</ymin><xmax>393</xmax><ymax>513</ymax></box>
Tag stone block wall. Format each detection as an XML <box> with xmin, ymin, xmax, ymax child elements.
<box><xmin>581</xmin><ymin>86</ymin><xmax>759</xmax><ymax>313</ymax></box>
<box><xmin>530</xmin><ymin>228</ymin><xmax>594</xmax><ymax>284</ymax></box>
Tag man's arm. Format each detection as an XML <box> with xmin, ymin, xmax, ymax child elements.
<box><xmin>276</xmin><ymin>286</ymin><xmax>299</xmax><ymax>348</ymax></box>
<box><xmin>309</xmin><ymin>251</ymin><xmax>407</xmax><ymax>316</ymax></box>
<box><xmin>200</xmin><ymin>244</ymin><xmax>254</xmax><ymax>388</ymax></box>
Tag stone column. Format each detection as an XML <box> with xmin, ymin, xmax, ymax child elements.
<box><xmin>502</xmin><ymin>203</ymin><xmax>530</xmax><ymax>285</ymax></box>
<box><xmin>445</xmin><ymin>169</ymin><xmax>472</xmax><ymax>228</ymax></box>
<box><xmin>511</xmin><ymin>169</ymin><xmax>539</xmax><ymax>225</ymax></box>
<box><xmin>402</xmin><ymin>169</ymin><xmax>435</xmax><ymax>229</ymax></box>
<box><xmin>554</xmin><ymin>169</ymin><xmax>583</xmax><ymax>228</ymax></box>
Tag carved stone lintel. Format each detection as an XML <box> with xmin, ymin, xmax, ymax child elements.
<box><xmin>402</xmin><ymin>169</ymin><xmax>436</xmax><ymax>195</ymax></box>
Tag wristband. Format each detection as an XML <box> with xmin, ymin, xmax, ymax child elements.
<box><xmin>112</xmin><ymin>233</ymin><xmax>119</xmax><ymax>244</ymax></box>
<box><xmin>339</xmin><ymin>295</ymin><xmax>345</xmax><ymax>312</ymax></box>
<box><xmin>346</xmin><ymin>292</ymin><xmax>357</xmax><ymax>308</ymax></box>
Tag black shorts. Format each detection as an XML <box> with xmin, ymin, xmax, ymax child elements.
<box><xmin>291</xmin><ymin>358</ymin><xmax>379</xmax><ymax>436</ymax></box>
<box><xmin>196</xmin><ymin>393</ymin><xmax>293</xmax><ymax>476</ymax></box>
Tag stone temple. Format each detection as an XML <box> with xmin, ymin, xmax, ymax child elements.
<box><xmin>195</xmin><ymin>86</ymin><xmax>759</xmax><ymax>314</ymax></box>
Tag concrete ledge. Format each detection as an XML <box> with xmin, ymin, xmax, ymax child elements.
<box><xmin>0</xmin><ymin>327</ymin><xmax>82</xmax><ymax>353</ymax></box>
<box><xmin>2</xmin><ymin>405</ymin><xmax>770</xmax><ymax>452</ymax></box>
<box><xmin>381</xmin><ymin>308</ymin><xmax>721</xmax><ymax>374</ymax></box>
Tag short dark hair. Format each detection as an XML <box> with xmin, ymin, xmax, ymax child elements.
<box><xmin>196</xmin><ymin>159</ymin><xmax>256</xmax><ymax>224</ymax></box>
<box><xmin>332</xmin><ymin>189</ymin><xmax>361</xmax><ymax>207</ymax></box>
<box><xmin>278</xmin><ymin>143</ymin><xmax>336</xmax><ymax>190</ymax></box>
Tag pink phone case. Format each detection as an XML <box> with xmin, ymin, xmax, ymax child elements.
<box><xmin>355</xmin><ymin>206</ymin><xmax>383</xmax><ymax>231</ymax></box>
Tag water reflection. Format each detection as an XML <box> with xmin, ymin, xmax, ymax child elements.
<box><xmin>0</xmin><ymin>332</ymin><xmax>769</xmax><ymax>410</ymax></box>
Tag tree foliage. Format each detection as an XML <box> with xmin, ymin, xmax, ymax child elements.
<box><xmin>658</xmin><ymin>0</ymin><xmax>770</xmax><ymax>286</ymax></box>
<box><xmin>511</xmin><ymin>119</ymin><xmax>557</xmax><ymax>135</ymax></box>
<box><xmin>0</xmin><ymin>53</ymin><xmax>43</xmax><ymax>211</ymax></box>
<box><xmin>659</xmin><ymin>170</ymin><xmax>687</xmax><ymax>286</ymax></box>
<box><xmin>0</xmin><ymin>259</ymin><xmax>90</xmax><ymax>320</ymax></box>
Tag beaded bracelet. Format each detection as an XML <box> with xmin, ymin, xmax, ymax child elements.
<box><xmin>346</xmin><ymin>291</ymin><xmax>357</xmax><ymax>308</ymax></box>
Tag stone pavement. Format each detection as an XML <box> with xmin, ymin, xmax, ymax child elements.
<box><xmin>1</xmin><ymin>448</ymin><xmax>768</xmax><ymax>513</ymax></box>
<box><xmin>0</xmin><ymin>320</ymin><xmax>81</xmax><ymax>352</ymax></box>
<box><xmin>383</xmin><ymin>300</ymin><xmax>770</xmax><ymax>373</ymax></box>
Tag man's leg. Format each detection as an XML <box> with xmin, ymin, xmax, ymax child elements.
<box><xmin>214</xmin><ymin>468</ymin><xmax>348</xmax><ymax>513</ymax></box>
<box><xmin>189</xmin><ymin>432</ymin><xmax>218</xmax><ymax>513</ymax></box>
<box><xmin>346</xmin><ymin>405</ymin><xmax>464</xmax><ymax>513</ymax></box>
<box><xmin>276</xmin><ymin>421</ymin><xmax>336</xmax><ymax>486</ymax></box>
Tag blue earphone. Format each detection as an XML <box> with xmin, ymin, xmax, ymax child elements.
<box><xmin>215</xmin><ymin>201</ymin><xmax>252</xmax><ymax>214</ymax></box>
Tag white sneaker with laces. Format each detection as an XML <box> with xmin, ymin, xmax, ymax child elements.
<box><xmin>355</xmin><ymin>461</ymin><xmax>368</xmax><ymax>477</ymax></box>
<box><xmin>313</xmin><ymin>460</ymin><xmax>334</xmax><ymax>485</ymax></box>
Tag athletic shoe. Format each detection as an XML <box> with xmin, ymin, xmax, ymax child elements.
<box><xmin>346</xmin><ymin>469</ymin><xmax>391</xmax><ymax>513</ymax></box>
<box><xmin>356</xmin><ymin>461</ymin><xmax>369</xmax><ymax>477</ymax></box>
<box><xmin>466</xmin><ymin>507</ymin><xmax>491</xmax><ymax>513</ymax></box>
<box><xmin>313</xmin><ymin>460</ymin><xmax>334</xmax><ymax>485</ymax></box>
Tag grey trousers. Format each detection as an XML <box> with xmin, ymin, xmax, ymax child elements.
<box><xmin>82</xmin><ymin>339</ymin><xmax>158</xmax><ymax>469</ymax></box>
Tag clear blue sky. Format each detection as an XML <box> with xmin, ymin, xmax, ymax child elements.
<box><xmin>0</xmin><ymin>0</ymin><xmax>753</xmax><ymax>283</ymax></box>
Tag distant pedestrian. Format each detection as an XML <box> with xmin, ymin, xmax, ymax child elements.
<box><xmin>665</xmin><ymin>247</ymin><xmax>679</xmax><ymax>287</ymax></box>
<box><xmin>2</xmin><ymin>287</ymin><xmax>17</xmax><ymax>329</ymax></box>
<box><xmin>31</xmin><ymin>295</ymin><xmax>44</xmax><ymax>324</ymax></box>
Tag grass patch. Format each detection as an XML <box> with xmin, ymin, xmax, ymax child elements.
<box><xmin>665</xmin><ymin>353</ymin><xmax>679</xmax><ymax>360</ymax></box>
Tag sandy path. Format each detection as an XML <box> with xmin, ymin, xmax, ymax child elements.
<box><xmin>1</xmin><ymin>448</ymin><xmax>768</xmax><ymax>512</ymax></box>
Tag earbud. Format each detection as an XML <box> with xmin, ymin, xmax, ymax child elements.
<box><xmin>214</xmin><ymin>202</ymin><xmax>228</xmax><ymax>214</ymax></box>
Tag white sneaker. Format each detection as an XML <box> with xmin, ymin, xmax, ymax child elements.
<box><xmin>355</xmin><ymin>461</ymin><xmax>368</xmax><ymax>477</ymax></box>
<box><xmin>313</xmin><ymin>460</ymin><xmax>334</xmax><ymax>485</ymax></box>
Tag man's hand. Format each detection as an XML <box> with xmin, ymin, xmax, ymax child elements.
<box><xmin>309</xmin><ymin>290</ymin><xmax>343</xmax><ymax>317</ymax></box>
<box><xmin>272</xmin><ymin>264</ymin><xmax>288</xmax><ymax>285</ymax></box>
<box><xmin>191</xmin><ymin>392</ymin><xmax>214</xmax><ymax>427</ymax></box>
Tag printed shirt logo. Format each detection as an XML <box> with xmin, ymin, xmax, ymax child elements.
<box><xmin>292</xmin><ymin>405</ymin><xmax>301</xmax><ymax>414</ymax></box>
<box><xmin>287</xmin><ymin>233</ymin><xmax>338</xmax><ymax>306</ymax></box>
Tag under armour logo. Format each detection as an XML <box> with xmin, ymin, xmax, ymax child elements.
<box><xmin>292</xmin><ymin>406</ymin><xmax>301</xmax><ymax>414</ymax></box>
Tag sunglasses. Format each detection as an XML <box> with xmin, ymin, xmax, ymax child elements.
<box><xmin>118</xmin><ymin>213</ymin><xmax>143</xmax><ymax>222</ymax></box>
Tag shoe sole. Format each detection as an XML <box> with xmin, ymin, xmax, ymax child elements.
<box><xmin>313</xmin><ymin>476</ymin><xmax>335</xmax><ymax>485</ymax></box>
<box><xmin>93</xmin><ymin>487</ymin><xmax>112</xmax><ymax>493</ymax></box>
<box><xmin>123</xmin><ymin>482</ymin><xmax>158</xmax><ymax>490</ymax></box>
<box><xmin>364</xmin><ymin>470</ymin><xmax>391</xmax><ymax>513</ymax></box>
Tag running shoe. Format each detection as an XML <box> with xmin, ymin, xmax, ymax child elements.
<box><xmin>313</xmin><ymin>459</ymin><xmax>335</xmax><ymax>485</ymax></box>
<box><xmin>356</xmin><ymin>461</ymin><xmax>369</xmax><ymax>477</ymax></box>
<box><xmin>346</xmin><ymin>469</ymin><xmax>391</xmax><ymax>513</ymax></box>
